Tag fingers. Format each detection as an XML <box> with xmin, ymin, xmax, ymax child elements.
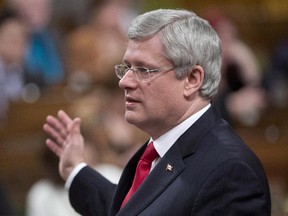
<box><xmin>45</xmin><ymin>138</ymin><xmax>63</xmax><ymax>157</ymax></box>
<box><xmin>43</xmin><ymin>115</ymin><xmax>66</xmax><ymax>145</ymax></box>
<box><xmin>58</xmin><ymin>110</ymin><xmax>73</xmax><ymax>127</ymax></box>
<box><xmin>43</xmin><ymin>110</ymin><xmax>74</xmax><ymax>146</ymax></box>
<box><xmin>69</xmin><ymin>117</ymin><xmax>81</xmax><ymax>134</ymax></box>
<box><xmin>43</xmin><ymin>110</ymin><xmax>84</xmax><ymax>180</ymax></box>
<box><xmin>66</xmin><ymin>118</ymin><xmax>83</xmax><ymax>151</ymax></box>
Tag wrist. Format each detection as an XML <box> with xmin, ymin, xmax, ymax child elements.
<box><xmin>64</xmin><ymin>162</ymin><xmax>87</xmax><ymax>190</ymax></box>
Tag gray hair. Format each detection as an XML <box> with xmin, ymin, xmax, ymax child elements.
<box><xmin>128</xmin><ymin>9</ymin><xmax>222</xmax><ymax>99</ymax></box>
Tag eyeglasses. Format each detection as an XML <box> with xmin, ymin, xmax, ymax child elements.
<box><xmin>114</xmin><ymin>64</ymin><xmax>175</xmax><ymax>81</ymax></box>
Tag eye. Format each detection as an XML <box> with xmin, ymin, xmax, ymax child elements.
<box><xmin>136</xmin><ymin>67</ymin><xmax>149</xmax><ymax>73</ymax></box>
<box><xmin>123</xmin><ymin>64</ymin><xmax>130</xmax><ymax>69</ymax></box>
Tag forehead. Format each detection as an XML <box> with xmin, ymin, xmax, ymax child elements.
<box><xmin>123</xmin><ymin>35</ymin><xmax>168</xmax><ymax>66</ymax></box>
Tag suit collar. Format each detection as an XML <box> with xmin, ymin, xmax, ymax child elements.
<box><xmin>176</xmin><ymin>105</ymin><xmax>220</xmax><ymax>158</ymax></box>
<box><xmin>153</xmin><ymin>103</ymin><xmax>211</xmax><ymax>158</ymax></box>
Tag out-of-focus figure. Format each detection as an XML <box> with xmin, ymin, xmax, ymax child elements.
<box><xmin>203</xmin><ymin>8</ymin><xmax>266</xmax><ymax>126</ymax></box>
<box><xmin>26</xmin><ymin>147</ymin><xmax>80</xmax><ymax>216</ymax></box>
<box><xmin>65</xmin><ymin>0</ymin><xmax>137</xmax><ymax>94</ymax></box>
<box><xmin>7</xmin><ymin>0</ymin><xmax>64</xmax><ymax>87</ymax></box>
<box><xmin>0</xmin><ymin>180</ymin><xmax>15</xmax><ymax>215</ymax></box>
<box><xmin>263</xmin><ymin>39</ymin><xmax>288</xmax><ymax>108</ymax></box>
<box><xmin>0</xmin><ymin>9</ymin><xmax>27</xmax><ymax>125</ymax></box>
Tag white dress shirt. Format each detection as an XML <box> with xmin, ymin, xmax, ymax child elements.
<box><xmin>151</xmin><ymin>103</ymin><xmax>210</xmax><ymax>169</ymax></box>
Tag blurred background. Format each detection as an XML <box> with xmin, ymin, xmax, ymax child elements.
<box><xmin>0</xmin><ymin>0</ymin><xmax>287</xmax><ymax>215</ymax></box>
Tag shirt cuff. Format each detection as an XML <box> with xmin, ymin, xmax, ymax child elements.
<box><xmin>64</xmin><ymin>162</ymin><xmax>87</xmax><ymax>190</ymax></box>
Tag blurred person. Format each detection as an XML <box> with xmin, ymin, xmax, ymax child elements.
<box><xmin>203</xmin><ymin>8</ymin><xmax>266</xmax><ymax>126</ymax></box>
<box><xmin>51</xmin><ymin>0</ymin><xmax>94</xmax><ymax>33</ymax></box>
<box><xmin>0</xmin><ymin>180</ymin><xmax>15</xmax><ymax>215</ymax></box>
<box><xmin>7</xmin><ymin>0</ymin><xmax>64</xmax><ymax>87</ymax></box>
<box><xmin>0</xmin><ymin>9</ymin><xmax>27</xmax><ymax>125</ymax></box>
<box><xmin>263</xmin><ymin>39</ymin><xmax>288</xmax><ymax>108</ymax></box>
<box><xmin>65</xmin><ymin>0</ymin><xmax>137</xmax><ymax>93</ymax></box>
<box><xmin>26</xmin><ymin>147</ymin><xmax>80</xmax><ymax>216</ymax></box>
<box><xmin>44</xmin><ymin>9</ymin><xmax>271</xmax><ymax>215</ymax></box>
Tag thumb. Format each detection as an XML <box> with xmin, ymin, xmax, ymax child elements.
<box><xmin>67</xmin><ymin>117</ymin><xmax>84</xmax><ymax>148</ymax></box>
<box><xmin>67</xmin><ymin>117</ymin><xmax>81</xmax><ymax>135</ymax></box>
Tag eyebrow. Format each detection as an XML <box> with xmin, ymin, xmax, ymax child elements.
<box><xmin>123</xmin><ymin>59</ymin><xmax>157</xmax><ymax>69</ymax></box>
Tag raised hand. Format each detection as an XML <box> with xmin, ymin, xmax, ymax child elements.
<box><xmin>43</xmin><ymin>110</ymin><xmax>85</xmax><ymax>180</ymax></box>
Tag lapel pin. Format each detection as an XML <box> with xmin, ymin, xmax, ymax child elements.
<box><xmin>166</xmin><ymin>164</ymin><xmax>173</xmax><ymax>172</ymax></box>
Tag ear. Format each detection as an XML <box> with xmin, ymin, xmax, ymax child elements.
<box><xmin>183</xmin><ymin>65</ymin><xmax>204</xmax><ymax>97</ymax></box>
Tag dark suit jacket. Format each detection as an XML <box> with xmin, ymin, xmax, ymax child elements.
<box><xmin>69</xmin><ymin>106</ymin><xmax>271</xmax><ymax>216</ymax></box>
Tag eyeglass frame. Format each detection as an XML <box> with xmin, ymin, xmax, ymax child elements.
<box><xmin>114</xmin><ymin>64</ymin><xmax>175</xmax><ymax>81</ymax></box>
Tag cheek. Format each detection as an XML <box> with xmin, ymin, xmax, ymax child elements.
<box><xmin>141</xmin><ymin>73</ymin><xmax>185</xmax><ymax>117</ymax></box>
<box><xmin>147</xmin><ymin>85</ymin><xmax>182</xmax><ymax>115</ymax></box>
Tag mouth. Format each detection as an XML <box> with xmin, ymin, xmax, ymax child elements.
<box><xmin>126</xmin><ymin>95</ymin><xmax>139</xmax><ymax>102</ymax></box>
<box><xmin>125</xmin><ymin>95</ymin><xmax>140</xmax><ymax>107</ymax></box>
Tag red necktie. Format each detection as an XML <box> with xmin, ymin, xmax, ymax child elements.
<box><xmin>121</xmin><ymin>142</ymin><xmax>158</xmax><ymax>207</ymax></box>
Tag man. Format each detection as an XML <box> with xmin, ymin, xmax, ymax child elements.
<box><xmin>43</xmin><ymin>9</ymin><xmax>271</xmax><ymax>215</ymax></box>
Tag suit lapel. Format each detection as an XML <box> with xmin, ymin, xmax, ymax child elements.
<box><xmin>109</xmin><ymin>143</ymin><xmax>147</xmax><ymax>216</ymax></box>
<box><xmin>118</xmin><ymin>144</ymin><xmax>185</xmax><ymax>216</ymax></box>
<box><xmin>110</xmin><ymin>106</ymin><xmax>220</xmax><ymax>216</ymax></box>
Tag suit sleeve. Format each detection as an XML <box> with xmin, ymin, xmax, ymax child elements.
<box><xmin>191</xmin><ymin>158</ymin><xmax>270</xmax><ymax>215</ymax></box>
<box><xmin>69</xmin><ymin>166</ymin><xmax>117</xmax><ymax>216</ymax></box>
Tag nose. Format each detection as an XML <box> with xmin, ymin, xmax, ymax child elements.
<box><xmin>118</xmin><ymin>70</ymin><xmax>138</xmax><ymax>90</ymax></box>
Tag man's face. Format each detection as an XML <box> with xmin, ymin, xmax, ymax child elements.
<box><xmin>118</xmin><ymin>35</ymin><xmax>187</xmax><ymax>138</ymax></box>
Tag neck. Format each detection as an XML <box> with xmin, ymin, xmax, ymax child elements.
<box><xmin>149</xmin><ymin>99</ymin><xmax>210</xmax><ymax>140</ymax></box>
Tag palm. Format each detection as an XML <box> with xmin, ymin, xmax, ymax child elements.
<box><xmin>43</xmin><ymin>110</ymin><xmax>85</xmax><ymax>180</ymax></box>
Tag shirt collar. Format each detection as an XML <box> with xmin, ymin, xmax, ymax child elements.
<box><xmin>151</xmin><ymin>103</ymin><xmax>211</xmax><ymax>158</ymax></box>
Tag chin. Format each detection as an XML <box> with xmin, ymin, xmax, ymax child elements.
<box><xmin>125</xmin><ymin>115</ymin><xmax>137</xmax><ymax>125</ymax></box>
<box><xmin>125</xmin><ymin>111</ymin><xmax>143</xmax><ymax>127</ymax></box>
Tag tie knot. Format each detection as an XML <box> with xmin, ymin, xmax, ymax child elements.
<box><xmin>141</xmin><ymin>142</ymin><xmax>158</xmax><ymax>163</ymax></box>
